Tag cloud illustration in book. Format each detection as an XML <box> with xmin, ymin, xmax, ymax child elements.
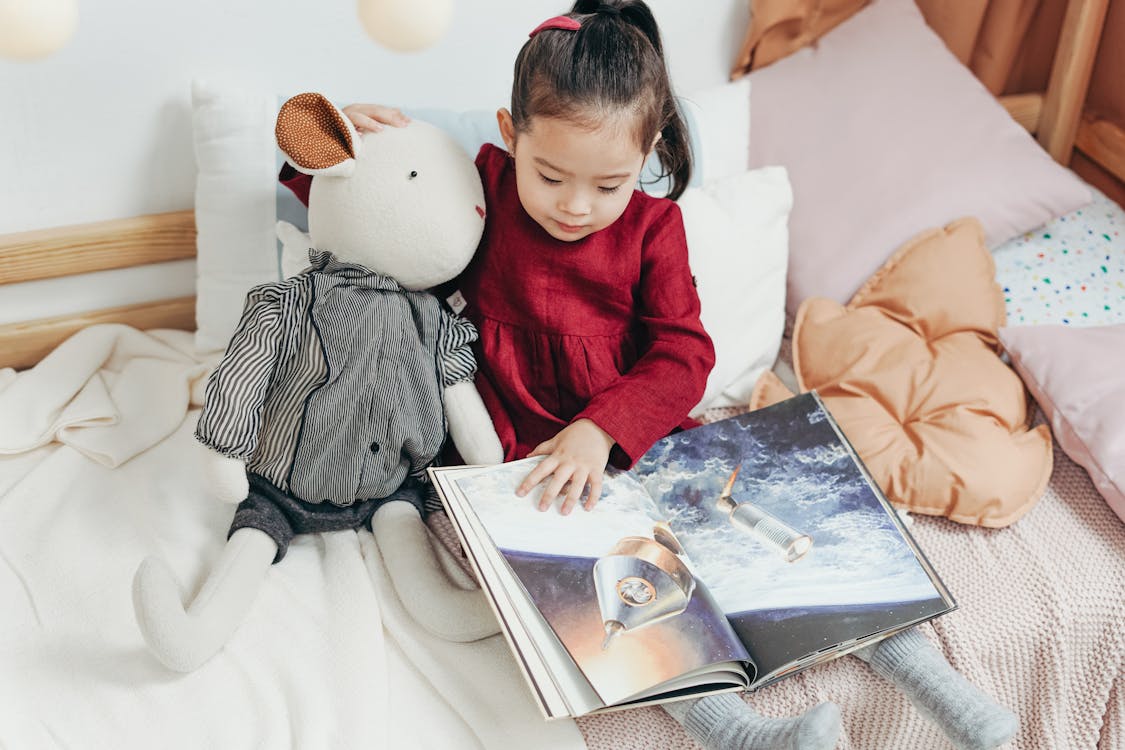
<box><xmin>632</xmin><ymin>398</ymin><xmax>939</xmax><ymax>614</ymax></box>
<box><xmin>457</xmin><ymin>395</ymin><xmax>939</xmax><ymax>618</ymax></box>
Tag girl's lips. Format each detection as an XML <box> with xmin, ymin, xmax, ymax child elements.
<box><xmin>555</xmin><ymin>220</ymin><xmax>586</xmax><ymax>233</ymax></box>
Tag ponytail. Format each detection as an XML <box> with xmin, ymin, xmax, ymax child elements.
<box><xmin>651</xmin><ymin>91</ymin><xmax>692</xmax><ymax>201</ymax></box>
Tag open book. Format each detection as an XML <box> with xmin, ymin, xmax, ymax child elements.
<box><xmin>429</xmin><ymin>393</ymin><xmax>955</xmax><ymax>719</ymax></box>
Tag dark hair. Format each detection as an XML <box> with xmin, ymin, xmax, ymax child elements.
<box><xmin>510</xmin><ymin>0</ymin><xmax>692</xmax><ymax>200</ymax></box>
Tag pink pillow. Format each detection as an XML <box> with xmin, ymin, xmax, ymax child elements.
<box><xmin>747</xmin><ymin>0</ymin><xmax>1092</xmax><ymax>315</ymax></box>
<box><xmin>1001</xmin><ymin>324</ymin><xmax>1125</xmax><ymax>524</ymax></box>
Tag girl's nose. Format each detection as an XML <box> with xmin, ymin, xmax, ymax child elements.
<box><xmin>558</xmin><ymin>189</ymin><xmax>592</xmax><ymax>217</ymax></box>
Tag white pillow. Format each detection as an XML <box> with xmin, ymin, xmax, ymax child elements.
<box><xmin>678</xmin><ymin>77</ymin><xmax>751</xmax><ymax>186</ymax></box>
<box><xmin>679</xmin><ymin>166</ymin><xmax>792</xmax><ymax>416</ymax></box>
<box><xmin>191</xmin><ymin>80</ymin><xmax>282</xmax><ymax>354</ymax></box>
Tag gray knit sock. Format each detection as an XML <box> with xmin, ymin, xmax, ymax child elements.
<box><xmin>662</xmin><ymin>693</ymin><xmax>841</xmax><ymax>750</ymax></box>
<box><xmin>855</xmin><ymin>629</ymin><xmax>1018</xmax><ymax>750</ymax></box>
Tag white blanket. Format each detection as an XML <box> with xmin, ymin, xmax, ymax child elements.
<box><xmin>0</xmin><ymin>325</ymin><xmax>583</xmax><ymax>750</ymax></box>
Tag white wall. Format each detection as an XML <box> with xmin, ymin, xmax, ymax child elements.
<box><xmin>0</xmin><ymin>0</ymin><xmax>748</xmax><ymax>322</ymax></box>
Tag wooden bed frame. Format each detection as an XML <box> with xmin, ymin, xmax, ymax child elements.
<box><xmin>1</xmin><ymin>0</ymin><xmax>1121</xmax><ymax>372</ymax></box>
<box><xmin>0</xmin><ymin>211</ymin><xmax>196</xmax><ymax>370</ymax></box>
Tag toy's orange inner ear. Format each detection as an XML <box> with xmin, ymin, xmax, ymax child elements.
<box><xmin>276</xmin><ymin>92</ymin><xmax>356</xmax><ymax>171</ymax></box>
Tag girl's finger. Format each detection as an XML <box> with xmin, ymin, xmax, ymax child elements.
<box><xmin>560</xmin><ymin>472</ymin><xmax>588</xmax><ymax>516</ymax></box>
<box><xmin>385</xmin><ymin>107</ymin><xmax>411</xmax><ymax>126</ymax></box>
<box><xmin>516</xmin><ymin>456</ymin><xmax>556</xmax><ymax>496</ymax></box>
<box><xmin>538</xmin><ymin>468</ymin><xmax>572</xmax><ymax>512</ymax></box>
<box><xmin>367</xmin><ymin>105</ymin><xmax>410</xmax><ymax>126</ymax></box>
<box><xmin>348</xmin><ymin>112</ymin><xmax>383</xmax><ymax>133</ymax></box>
<box><xmin>583</xmin><ymin>473</ymin><xmax>602</xmax><ymax>511</ymax></box>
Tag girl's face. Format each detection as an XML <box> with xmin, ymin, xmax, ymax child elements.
<box><xmin>498</xmin><ymin>109</ymin><xmax>651</xmax><ymax>242</ymax></box>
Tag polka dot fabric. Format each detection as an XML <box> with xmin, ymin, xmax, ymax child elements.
<box><xmin>992</xmin><ymin>187</ymin><xmax>1124</xmax><ymax>326</ymax></box>
<box><xmin>275</xmin><ymin>92</ymin><xmax>355</xmax><ymax>171</ymax></box>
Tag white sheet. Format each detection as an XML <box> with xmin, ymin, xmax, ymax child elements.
<box><xmin>0</xmin><ymin>325</ymin><xmax>584</xmax><ymax>750</ymax></box>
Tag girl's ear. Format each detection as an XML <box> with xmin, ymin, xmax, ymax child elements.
<box><xmin>649</xmin><ymin>131</ymin><xmax>662</xmax><ymax>156</ymax></box>
<box><xmin>496</xmin><ymin>108</ymin><xmax>517</xmax><ymax>154</ymax></box>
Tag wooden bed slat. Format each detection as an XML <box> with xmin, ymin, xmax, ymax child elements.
<box><xmin>0</xmin><ymin>210</ymin><xmax>196</xmax><ymax>286</ymax></box>
<box><xmin>1037</xmin><ymin>0</ymin><xmax>1110</xmax><ymax>164</ymax></box>
<box><xmin>0</xmin><ymin>297</ymin><xmax>196</xmax><ymax>372</ymax></box>
<box><xmin>1075</xmin><ymin>115</ymin><xmax>1125</xmax><ymax>185</ymax></box>
<box><xmin>1000</xmin><ymin>93</ymin><xmax>1043</xmax><ymax>134</ymax></box>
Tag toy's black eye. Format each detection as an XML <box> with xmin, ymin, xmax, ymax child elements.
<box><xmin>409</xmin><ymin>170</ymin><xmax>418</xmax><ymax>179</ymax></box>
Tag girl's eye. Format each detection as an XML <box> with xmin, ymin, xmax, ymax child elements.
<box><xmin>598</xmin><ymin>185</ymin><xmax>622</xmax><ymax>195</ymax></box>
<box><xmin>409</xmin><ymin>170</ymin><xmax>418</xmax><ymax>179</ymax></box>
<box><xmin>538</xmin><ymin>173</ymin><xmax>561</xmax><ymax>186</ymax></box>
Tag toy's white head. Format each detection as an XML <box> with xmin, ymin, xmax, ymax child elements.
<box><xmin>276</xmin><ymin>92</ymin><xmax>485</xmax><ymax>290</ymax></box>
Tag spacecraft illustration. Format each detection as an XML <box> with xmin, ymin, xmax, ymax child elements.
<box><xmin>592</xmin><ymin>522</ymin><xmax>697</xmax><ymax>649</ymax></box>
<box><xmin>718</xmin><ymin>464</ymin><xmax>813</xmax><ymax>563</ymax></box>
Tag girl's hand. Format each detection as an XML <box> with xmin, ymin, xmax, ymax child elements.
<box><xmin>516</xmin><ymin>419</ymin><xmax>615</xmax><ymax>515</ymax></box>
<box><xmin>342</xmin><ymin>103</ymin><xmax>410</xmax><ymax>133</ymax></box>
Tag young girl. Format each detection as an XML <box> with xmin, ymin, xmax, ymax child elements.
<box><xmin>335</xmin><ymin>4</ymin><xmax>842</xmax><ymax>747</ymax></box>
<box><xmin>291</xmin><ymin>3</ymin><xmax>1017</xmax><ymax>748</ymax></box>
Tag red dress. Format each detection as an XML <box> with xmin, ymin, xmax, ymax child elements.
<box><xmin>461</xmin><ymin>145</ymin><xmax>714</xmax><ymax>467</ymax></box>
<box><xmin>279</xmin><ymin>145</ymin><xmax>715</xmax><ymax>468</ymax></box>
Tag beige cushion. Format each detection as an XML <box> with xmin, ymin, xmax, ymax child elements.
<box><xmin>755</xmin><ymin>218</ymin><xmax>1053</xmax><ymax>527</ymax></box>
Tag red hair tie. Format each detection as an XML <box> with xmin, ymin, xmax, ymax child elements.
<box><xmin>529</xmin><ymin>16</ymin><xmax>581</xmax><ymax>37</ymax></box>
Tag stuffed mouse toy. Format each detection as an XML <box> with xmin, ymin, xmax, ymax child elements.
<box><xmin>132</xmin><ymin>92</ymin><xmax>504</xmax><ymax>672</ymax></box>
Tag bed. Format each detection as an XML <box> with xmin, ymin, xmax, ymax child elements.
<box><xmin>1</xmin><ymin>1</ymin><xmax>1123</xmax><ymax>748</ymax></box>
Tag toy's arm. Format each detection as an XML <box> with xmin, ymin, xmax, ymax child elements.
<box><xmin>195</xmin><ymin>289</ymin><xmax>285</xmax><ymax>461</ymax></box>
<box><xmin>445</xmin><ymin>381</ymin><xmax>503</xmax><ymax>465</ymax></box>
<box><xmin>437</xmin><ymin>313</ymin><xmax>503</xmax><ymax>465</ymax></box>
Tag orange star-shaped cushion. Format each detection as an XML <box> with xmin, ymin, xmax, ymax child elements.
<box><xmin>757</xmin><ymin>218</ymin><xmax>1052</xmax><ymax>527</ymax></box>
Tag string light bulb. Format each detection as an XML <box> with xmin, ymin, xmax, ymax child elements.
<box><xmin>0</xmin><ymin>0</ymin><xmax>78</xmax><ymax>61</ymax></box>
<box><xmin>356</xmin><ymin>0</ymin><xmax>453</xmax><ymax>53</ymax></box>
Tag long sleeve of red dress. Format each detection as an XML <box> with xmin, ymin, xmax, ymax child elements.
<box><xmin>572</xmin><ymin>204</ymin><xmax>715</xmax><ymax>464</ymax></box>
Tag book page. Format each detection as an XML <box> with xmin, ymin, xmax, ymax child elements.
<box><xmin>453</xmin><ymin>458</ymin><xmax>751</xmax><ymax>709</ymax></box>
<box><xmin>631</xmin><ymin>393</ymin><xmax>954</xmax><ymax>684</ymax></box>
<box><xmin>437</xmin><ymin>466</ymin><xmax>607</xmax><ymax>718</ymax></box>
<box><xmin>431</xmin><ymin>466</ymin><xmax>577</xmax><ymax>719</ymax></box>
